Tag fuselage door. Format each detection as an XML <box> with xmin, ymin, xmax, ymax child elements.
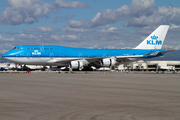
<box><xmin>40</xmin><ymin>45</ymin><xmax>44</xmax><ymax>52</ymax></box>
<box><xmin>79</xmin><ymin>53</ymin><xmax>82</xmax><ymax>58</ymax></box>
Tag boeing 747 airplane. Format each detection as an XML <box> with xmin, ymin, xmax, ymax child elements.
<box><xmin>2</xmin><ymin>25</ymin><xmax>174</xmax><ymax>70</ymax></box>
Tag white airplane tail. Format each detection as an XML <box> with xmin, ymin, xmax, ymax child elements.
<box><xmin>135</xmin><ymin>25</ymin><xmax>169</xmax><ymax>49</ymax></box>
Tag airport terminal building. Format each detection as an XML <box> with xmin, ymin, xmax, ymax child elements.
<box><xmin>117</xmin><ymin>61</ymin><xmax>180</xmax><ymax>71</ymax></box>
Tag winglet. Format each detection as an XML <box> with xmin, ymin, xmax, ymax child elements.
<box><xmin>135</xmin><ymin>25</ymin><xmax>169</xmax><ymax>49</ymax></box>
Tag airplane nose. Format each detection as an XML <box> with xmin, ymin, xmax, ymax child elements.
<box><xmin>2</xmin><ymin>54</ymin><xmax>5</xmax><ymax>57</ymax></box>
<box><xmin>2</xmin><ymin>55</ymin><xmax>8</xmax><ymax>61</ymax></box>
<box><xmin>2</xmin><ymin>52</ymin><xmax>11</xmax><ymax>61</ymax></box>
<box><xmin>2</xmin><ymin>52</ymin><xmax>8</xmax><ymax>58</ymax></box>
<box><xmin>2</xmin><ymin>53</ymin><xmax>6</xmax><ymax>58</ymax></box>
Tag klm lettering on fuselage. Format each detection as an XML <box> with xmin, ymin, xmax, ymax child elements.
<box><xmin>147</xmin><ymin>35</ymin><xmax>162</xmax><ymax>45</ymax></box>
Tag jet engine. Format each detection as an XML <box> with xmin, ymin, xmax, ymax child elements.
<box><xmin>70</xmin><ymin>61</ymin><xmax>83</xmax><ymax>69</ymax></box>
<box><xmin>101</xmin><ymin>58</ymin><xmax>116</xmax><ymax>67</ymax></box>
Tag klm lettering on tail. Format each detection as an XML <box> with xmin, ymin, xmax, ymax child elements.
<box><xmin>147</xmin><ymin>35</ymin><xmax>162</xmax><ymax>45</ymax></box>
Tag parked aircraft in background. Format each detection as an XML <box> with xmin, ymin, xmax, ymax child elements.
<box><xmin>2</xmin><ymin>25</ymin><xmax>174</xmax><ymax>71</ymax></box>
<box><xmin>0</xmin><ymin>63</ymin><xmax>46</xmax><ymax>71</ymax></box>
<box><xmin>0</xmin><ymin>64</ymin><xmax>10</xmax><ymax>71</ymax></box>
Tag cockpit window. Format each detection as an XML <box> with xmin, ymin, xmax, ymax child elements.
<box><xmin>13</xmin><ymin>47</ymin><xmax>19</xmax><ymax>49</ymax></box>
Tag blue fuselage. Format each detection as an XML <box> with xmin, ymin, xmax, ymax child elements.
<box><xmin>3</xmin><ymin>45</ymin><xmax>164</xmax><ymax>58</ymax></box>
<box><xmin>2</xmin><ymin>45</ymin><xmax>165</xmax><ymax>66</ymax></box>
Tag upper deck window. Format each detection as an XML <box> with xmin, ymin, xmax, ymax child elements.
<box><xmin>28</xmin><ymin>48</ymin><xmax>40</xmax><ymax>50</ymax></box>
<box><xmin>14</xmin><ymin>47</ymin><xmax>19</xmax><ymax>49</ymax></box>
<box><xmin>44</xmin><ymin>48</ymin><xmax>54</xmax><ymax>50</ymax></box>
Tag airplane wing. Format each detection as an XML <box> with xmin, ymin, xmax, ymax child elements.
<box><xmin>87</xmin><ymin>56</ymin><xmax>140</xmax><ymax>67</ymax></box>
<box><xmin>47</xmin><ymin>55</ymin><xmax>144</xmax><ymax>67</ymax></box>
<box><xmin>86</xmin><ymin>56</ymin><xmax>132</xmax><ymax>68</ymax></box>
<box><xmin>87</xmin><ymin>56</ymin><xmax>133</xmax><ymax>64</ymax></box>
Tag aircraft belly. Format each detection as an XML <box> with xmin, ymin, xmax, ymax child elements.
<box><xmin>3</xmin><ymin>57</ymin><xmax>17</xmax><ymax>63</ymax></box>
<box><xmin>19</xmin><ymin>57</ymin><xmax>48</xmax><ymax>65</ymax></box>
<box><xmin>46</xmin><ymin>57</ymin><xmax>81</xmax><ymax>66</ymax></box>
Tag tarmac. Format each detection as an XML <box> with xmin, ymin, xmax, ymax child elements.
<box><xmin>0</xmin><ymin>73</ymin><xmax>180</xmax><ymax>120</ymax></box>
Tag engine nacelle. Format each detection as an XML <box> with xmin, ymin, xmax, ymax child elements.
<box><xmin>101</xmin><ymin>58</ymin><xmax>116</xmax><ymax>67</ymax></box>
<box><xmin>70</xmin><ymin>61</ymin><xmax>83</xmax><ymax>69</ymax></box>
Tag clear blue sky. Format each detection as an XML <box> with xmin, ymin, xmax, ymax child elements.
<box><xmin>0</xmin><ymin>0</ymin><xmax>180</xmax><ymax>54</ymax></box>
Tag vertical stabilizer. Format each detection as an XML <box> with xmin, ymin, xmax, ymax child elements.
<box><xmin>135</xmin><ymin>25</ymin><xmax>169</xmax><ymax>49</ymax></box>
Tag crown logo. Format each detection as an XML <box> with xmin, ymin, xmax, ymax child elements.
<box><xmin>151</xmin><ymin>35</ymin><xmax>158</xmax><ymax>40</ymax></box>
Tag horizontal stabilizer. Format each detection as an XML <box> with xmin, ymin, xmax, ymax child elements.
<box><xmin>144</xmin><ymin>51</ymin><xmax>160</xmax><ymax>56</ymax></box>
<box><xmin>144</xmin><ymin>50</ymin><xmax>175</xmax><ymax>56</ymax></box>
<box><xmin>158</xmin><ymin>50</ymin><xmax>176</xmax><ymax>54</ymax></box>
